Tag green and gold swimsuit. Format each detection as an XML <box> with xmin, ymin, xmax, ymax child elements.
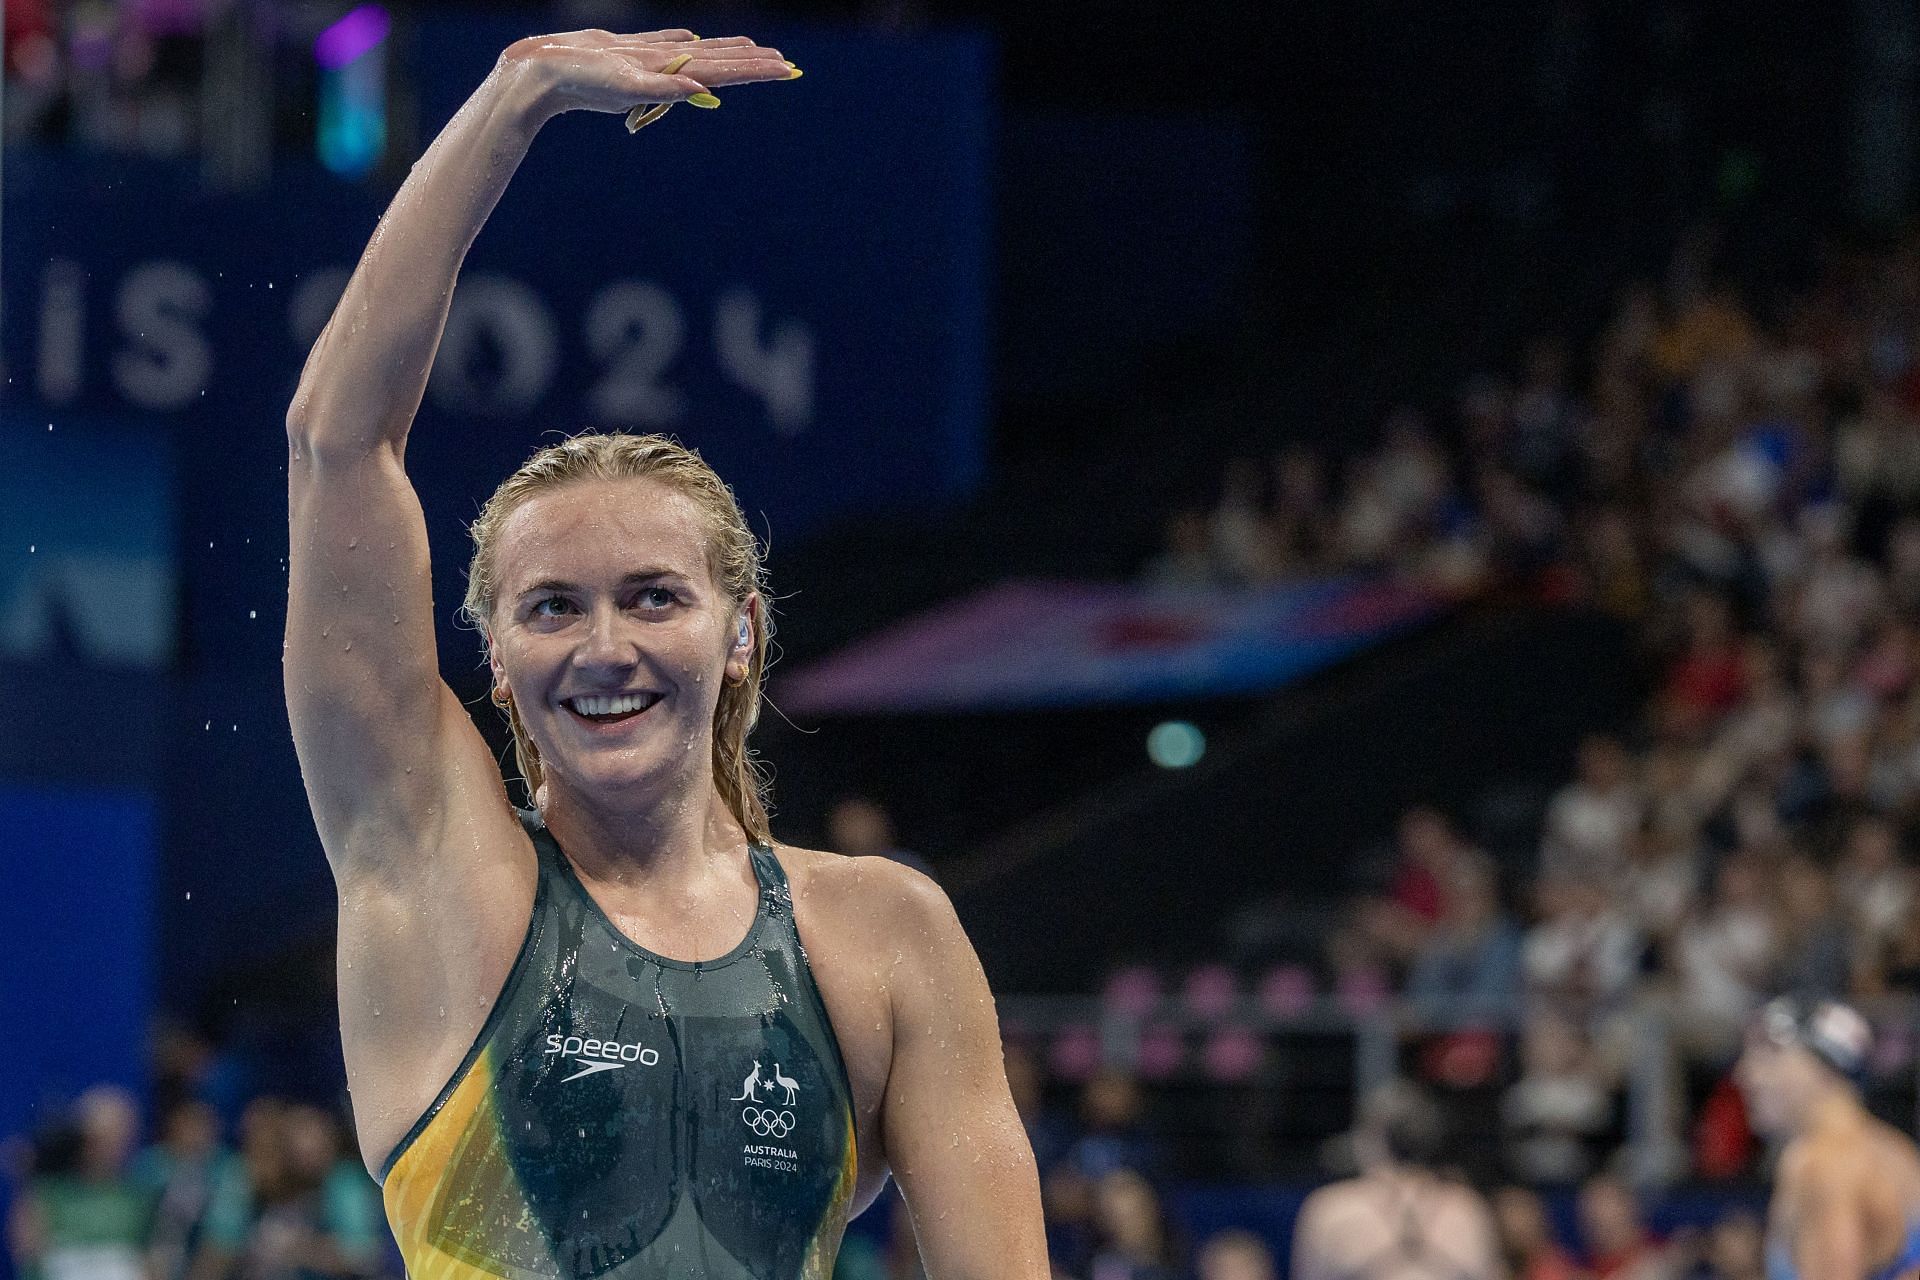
<box><xmin>379</xmin><ymin>807</ymin><xmax>858</xmax><ymax>1280</ymax></box>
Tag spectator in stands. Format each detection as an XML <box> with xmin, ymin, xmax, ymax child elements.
<box><xmin>1617</xmin><ymin>815</ymin><xmax>1701</xmax><ymax>944</ymax></box>
<box><xmin>1042</xmin><ymin>1069</ymin><xmax>1163</xmax><ymax>1276</ymax></box>
<box><xmin>190</xmin><ymin>1100</ymin><xmax>382</xmax><ymax>1280</ymax></box>
<box><xmin>1658</xmin><ymin>592</ymin><xmax>1747</xmax><ymax>740</ymax></box>
<box><xmin>1576</xmin><ymin>1176</ymin><xmax>1663</xmax><ymax>1280</ymax></box>
<box><xmin>1868</xmin><ymin>684</ymin><xmax>1920</xmax><ymax>812</ymax></box>
<box><xmin>1210</xmin><ymin>457</ymin><xmax>1280</xmax><ymax>585</ymax></box>
<box><xmin>1856</xmin><ymin>890</ymin><xmax>1920</xmax><ymax>995</ymax></box>
<box><xmin>1086</xmin><ymin>1169</ymin><xmax>1180</xmax><ymax>1280</ymax></box>
<box><xmin>1336</xmin><ymin>453</ymin><xmax>1404</xmax><ymax>570</ymax></box>
<box><xmin>825</xmin><ymin>795</ymin><xmax>936</xmax><ymax>879</ymax></box>
<box><xmin>1492</xmin><ymin>1186</ymin><xmax>1582</xmax><ymax>1280</ymax></box>
<box><xmin>1833</xmin><ymin>814</ymin><xmax>1914</xmax><ymax>956</ymax></box>
<box><xmin>1062</xmin><ymin>1070</ymin><xmax>1162</xmax><ymax>1183</ymax></box>
<box><xmin>1391</xmin><ymin>807</ymin><xmax>1476</xmax><ymax>932</ymax></box>
<box><xmin>8</xmin><ymin>1086</ymin><xmax>151</xmax><ymax>1280</ymax></box>
<box><xmin>1470</xmin><ymin>466</ymin><xmax>1565</xmax><ymax>578</ymax></box>
<box><xmin>1769</xmin><ymin>853</ymin><xmax>1850</xmax><ymax>1001</ymax></box>
<box><xmin>133</xmin><ymin>1098</ymin><xmax>228</xmax><ymax>1280</ymax></box>
<box><xmin>1540</xmin><ymin>735</ymin><xmax>1644</xmax><ymax>889</ymax></box>
<box><xmin>1796</xmin><ymin>652</ymin><xmax>1876</xmax><ymax>766</ymax></box>
<box><xmin>1697</xmin><ymin>641</ymin><xmax>1797</xmax><ymax>801</ymax></box>
<box><xmin>1574</xmin><ymin>505</ymin><xmax>1652</xmax><ymax>619</ymax></box>
<box><xmin>1686</xmin><ymin>1211</ymin><xmax>1764</xmax><ymax>1280</ymax></box>
<box><xmin>1787</xmin><ymin>508</ymin><xmax>1882</xmax><ymax>661</ymax></box>
<box><xmin>1406</xmin><ymin>855</ymin><xmax>1523</xmax><ymax>1020</ymax></box>
<box><xmin>1501</xmin><ymin>1012</ymin><xmax>1612</xmax><ymax>1185</ymax></box>
<box><xmin>1293</xmin><ymin>1080</ymin><xmax>1503</xmax><ymax>1280</ymax></box>
<box><xmin>1333</xmin><ymin>807</ymin><xmax>1480</xmax><ymax>986</ymax></box>
<box><xmin>1521</xmin><ymin>881</ymin><xmax>1641</xmax><ymax>1032</ymax></box>
<box><xmin>1668</xmin><ymin>854</ymin><xmax>1777</xmax><ymax>1067</ymax></box>
<box><xmin>1194</xmin><ymin>1229</ymin><xmax>1279</xmax><ymax>1280</ymax></box>
<box><xmin>1268</xmin><ymin>444</ymin><xmax>1334</xmax><ymax>574</ymax></box>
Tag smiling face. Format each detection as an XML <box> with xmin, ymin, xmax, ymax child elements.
<box><xmin>486</xmin><ymin>476</ymin><xmax>753</xmax><ymax>812</ymax></box>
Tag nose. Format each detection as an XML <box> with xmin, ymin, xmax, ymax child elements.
<box><xmin>570</xmin><ymin>602</ymin><xmax>640</xmax><ymax>676</ymax></box>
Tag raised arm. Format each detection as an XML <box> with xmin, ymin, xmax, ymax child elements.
<box><xmin>284</xmin><ymin>31</ymin><xmax>790</xmax><ymax>874</ymax></box>
<box><xmin>878</xmin><ymin>870</ymin><xmax>1049</xmax><ymax>1279</ymax></box>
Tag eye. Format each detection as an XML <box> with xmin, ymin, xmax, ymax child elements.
<box><xmin>633</xmin><ymin>586</ymin><xmax>678</xmax><ymax>610</ymax></box>
<box><xmin>530</xmin><ymin>595</ymin><xmax>574</xmax><ymax>618</ymax></box>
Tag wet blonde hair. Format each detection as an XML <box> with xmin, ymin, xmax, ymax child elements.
<box><xmin>461</xmin><ymin>432</ymin><xmax>772</xmax><ymax>843</ymax></box>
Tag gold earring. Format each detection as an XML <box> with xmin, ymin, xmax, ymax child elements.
<box><xmin>491</xmin><ymin>686</ymin><xmax>511</xmax><ymax>707</ymax></box>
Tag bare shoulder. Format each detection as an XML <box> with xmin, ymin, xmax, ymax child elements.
<box><xmin>773</xmin><ymin>845</ymin><xmax>956</xmax><ymax>934</ymax></box>
<box><xmin>1781</xmin><ymin>1131</ymin><xmax>1866</xmax><ymax>1198</ymax></box>
<box><xmin>1296</xmin><ymin>1179</ymin><xmax>1351</xmax><ymax>1226</ymax></box>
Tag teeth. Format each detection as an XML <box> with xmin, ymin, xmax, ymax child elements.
<box><xmin>569</xmin><ymin>693</ymin><xmax>655</xmax><ymax>717</ymax></box>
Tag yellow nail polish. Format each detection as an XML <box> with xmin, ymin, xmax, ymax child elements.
<box><xmin>687</xmin><ymin>92</ymin><xmax>722</xmax><ymax>108</ymax></box>
<box><xmin>662</xmin><ymin>53</ymin><xmax>693</xmax><ymax>74</ymax></box>
<box><xmin>785</xmin><ymin>66</ymin><xmax>803</xmax><ymax>79</ymax></box>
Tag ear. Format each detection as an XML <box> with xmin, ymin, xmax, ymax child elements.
<box><xmin>725</xmin><ymin>593</ymin><xmax>759</xmax><ymax>684</ymax></box>
<box><xmin>487</xmin><ymin>640</ymin><xmax>509</xmax><ymax>702</ymax></box>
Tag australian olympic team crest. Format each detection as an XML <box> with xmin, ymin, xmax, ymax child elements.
<box><xmin>732</xmin><ymin>1059</ymin><xmax>802</xmax><ymax>1171</ymax></box>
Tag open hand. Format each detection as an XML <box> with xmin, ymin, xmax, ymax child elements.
<box><xmin>501</xmin><ymin>28</ymin><xmax>795</xmax><ymax>121</ymax></box>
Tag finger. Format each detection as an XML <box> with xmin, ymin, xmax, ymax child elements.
<box><xmin>576</xmin><ymin>28</ymin><xmax>698</xmax><ymax>49</ymax></box>
<box><xmin>677</xmin><ymin>59</ymin><xmax>794</xmax><ymax>87</ymax></box>
<box><xmin>617</xmin><ymin>46</ymin><xmax>788</xmax><ymax>85</ymax></box>
<box><xmin>686</xmin><ymin>44</ymin><xmax>786</xmax><ymax>61</ymax></box>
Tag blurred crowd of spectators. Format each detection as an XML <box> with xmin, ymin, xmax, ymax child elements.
<box><xmin>5</xmin><ymin>1085</ymin><xmax>387</xmax><ymax>1280</ymax></box>
<box><xmin>1136</xmin><ymin>223</ymin><xmax>1920</xmax><ymax>1190</ymax></box>
<box><xmin>5</xmin><ymin>1</ymin><xmax>205</xmax><ymax>155</ymax></box>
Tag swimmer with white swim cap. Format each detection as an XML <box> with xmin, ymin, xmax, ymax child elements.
<box><xmin>1738</xmin><ymin>997</ymin><xmax>1920</xmax><ymax>1280</ymax></box>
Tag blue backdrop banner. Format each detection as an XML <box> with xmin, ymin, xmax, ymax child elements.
<box><xmin>2</xmin><ymin>13</ymin><xmax>993</xmax><ymax>673</ymax></box>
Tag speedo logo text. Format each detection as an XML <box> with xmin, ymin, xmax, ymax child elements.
<box><xmin>544</xmin><ymin>1033</ymin><xmax>661</xmax><ymax>1083</ymax></box>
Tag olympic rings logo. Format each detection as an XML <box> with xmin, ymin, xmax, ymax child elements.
<box><xmin>742</xmin><ymin>1107</ymin><xmax>795</xmax><ymax>1137</ymax></box>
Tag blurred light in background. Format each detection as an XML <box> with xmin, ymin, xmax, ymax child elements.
<box><xmin>314</xmin><ymin>5</ymin><xmax>388</xmax><ymax>178</ymax></box>
<box><xmin>1146</xmin><ymin>720</ymin><xmax>1205</xmax><ymax>769</ymax></box>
